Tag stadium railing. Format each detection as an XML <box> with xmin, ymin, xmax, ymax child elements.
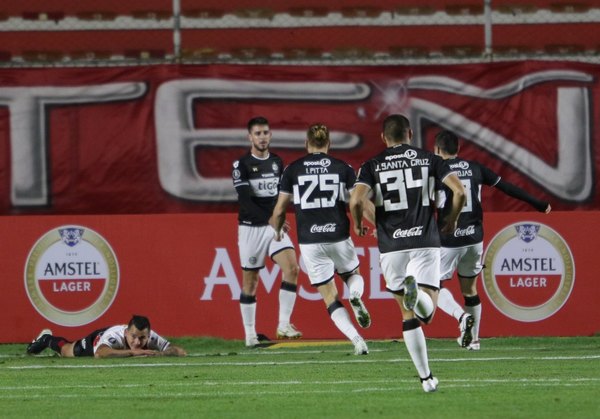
<box><xmin>0</xmin><ymin>0</ymin><xmax>598</xmax><ymax>66</ymax></box>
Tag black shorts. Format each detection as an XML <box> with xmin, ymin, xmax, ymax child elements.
<box><xmin>72</xmin><ymin>328</ymin><xmax>109</xmax><ymax>357</ymax></box>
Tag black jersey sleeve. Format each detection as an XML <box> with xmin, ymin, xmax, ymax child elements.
<box><xmin>494</xmin><ymin>179</ymin><xmax>549</xmax><ymax>212</ymax></box>
<box><xmin>345</xmin><ymin>163</ymin><xmax>357</xmax><ymax>190</ymax></box>
<box><xmin>279</xmin><ymin>165</ymin><xmax>293</xmax><ymax>195</ymax></box>
<box><xmin>479</xmin><ymin>164</ymin><xmax>501</xmax><ymax>186</ymax></box>
<box><xmin>356</xmin><ymin>162</ymin><xmax>374</xmax><ymax>189</ymax></box>
<box><xmin>232</xmin><ymin>159</ymin><xmax>248</xmax><ymax>188</ymax></box>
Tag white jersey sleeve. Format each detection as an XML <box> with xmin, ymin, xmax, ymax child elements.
<box><xmin>93</xmin><ymin>325</ymin><xmax>127</xmax><ymax>353</ymax></box>
<box><xmin>148</xmin><ymin>331</ymin><xmax>171</xmax><ymax>351</ymax></box>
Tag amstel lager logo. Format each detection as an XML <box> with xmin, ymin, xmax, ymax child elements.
<box><xmin>482</xmin><ymin>222</ymin><xmax>574</xmax><ymax>322</ymax></box>
<box><xmin>24</xmin><ymin>226</ymin><xmax>119</xmax><ymax>326</ymax></box>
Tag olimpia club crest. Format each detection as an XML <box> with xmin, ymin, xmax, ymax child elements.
<box><xmin>24</xmin><ymin>226</ymin><xmax>119</xmax><ymax>327</ymax></box>
<box><xmin>482</xmin><ymin>222</ymin><xmax>574</xmax><ymax>322</ymax></box>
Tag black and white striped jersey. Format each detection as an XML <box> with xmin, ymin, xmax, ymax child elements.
<box><xmin>280</xmin><ymin>152</ymin><xmax>355</xmax><ymax>244</ymax></box>
<box><xmin>356</xmin><ymin>144</ymin><xmax>453</xmax><ymax>254</ymax></box>
<box><xmin>436</xmin><ymin>157</ymin><xmax>500</xmax><ymax>247</ymax></box>
<box><xmin>232</xmin><ymin>151</ymin><xmax>283</xmax><ymax>226</ymax></box>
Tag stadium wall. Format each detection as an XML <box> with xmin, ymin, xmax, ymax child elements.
<box><xmin>1</xmin><ymin>210</ymin><xmax>598</xmax><ymax>343</ymax></box>
<box><xmin>1</xmin><ymin>60</ymin><xmax>599</xmax><ymax>342</ymax></box>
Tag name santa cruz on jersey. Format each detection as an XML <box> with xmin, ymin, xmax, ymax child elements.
<box><xmin>356</xmin><ymin>144</ymin><xmax>454</xmax><ymax>254</ymax></box>
<box><xmin>279</xmin><ymin>152</ymin><xmax>355</xmax><ymax>244</ymax></box>
<box><xmin>232</xmin><ymin>151</ymin><xmax>283</xmax><ymax>226</ymax></box>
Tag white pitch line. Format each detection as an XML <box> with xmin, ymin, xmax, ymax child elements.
<box><xmin>0</xmin><ymin>378</ymin><xmax>598</xmax><ymax>399</ymax></box>
<box><xmin>4</xmin><ymin>354</ymin><xmax>600</xmax><ymax>370</ymax></box>
<box><xmin>2</xmin><ymin>377</ymin><xmax>600</xmax><ymax>392</ymax></box>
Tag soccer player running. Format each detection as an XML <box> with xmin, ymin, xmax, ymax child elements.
<box><xmin>26</xmin><ymin>315</ymin><xmax>187</xmax><ymax>358</ymax></box>
<box><xmin>270</xmin><ymin>124</ymin><xmax>373</xmax><ymax>355</ymax></box>
<box><xmin>433</xmin><ymin>130</ymin><xmax>551</xmax><ymax>351</ymax></box>
<box><xmin>232</xmin><ymin>116</ymin><xmax>302</xmax><ymax>347</ymax></box>
<box><xmin>350</xmin><ymin>114</ymin><xmax>466</xmax><ymax>392</ymax></box>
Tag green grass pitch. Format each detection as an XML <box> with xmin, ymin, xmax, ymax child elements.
<box><xmin>1</xmin><ymin>336</ymin><xmax>599</xmax><ymax>418</ymax></box>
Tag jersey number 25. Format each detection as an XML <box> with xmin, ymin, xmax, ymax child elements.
<box><xmin>295</xmin><ymin>174</ymin><xmax>341</xmax><ymax>209</ymax></box>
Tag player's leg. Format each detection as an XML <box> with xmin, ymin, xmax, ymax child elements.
<box><xmin>240</xmin><ymin>269</ymin><xmax>260</xmax><ymax>347</ymax></box>
<box><xmin>438</xmin><ymin>282</ymin><xmax>466</xmax><ymax>321</ymax></box>
<box><xmin>26</xmin><ymin>329</ymin><xmax>72</xmax><ymax>356</ymax></box>
<box><xmin>437</xmin><ymin>246</ymin><xmax>467</xmax><ymax>321</ymax></box>
<box><xmin>272</xmin><ymin>248</ymin><xmax>300</xmax><ymax>336</ymax></box>
<box><xmin>381</xmin><ymin>251</ymin><xmax>437</xmax><ymax>392</ymax></box>
<box><xmin>271</xmin><ymin>234</ymin><xmax>301</xmax><ymax>339</ymax></box>
<box><xmin>334</xmin><ymin>238</ymin><xmax>371</xmax><ymax>328</ymax></box>
<box><xmin>394</xmin><ymin>294</ymin><xmax>438</xmax><ymax>392</ymax></box>
<box><xmin>407</xmin><ymin>248</ymin><xmax>441</xmax><ymax>325</ymax></box>
<box><xmin>436</xmin><ymin>247</ymin><xmax>474</xmax><ymax>346</ymax></box>
<box><xmin>238</xmin><ymin>225</ymin><xmax>269</xmax><ymax>347</ymax></box>
<box><xmin>301</xmin><ymin>242</ymin><xmax>366</xmax><ymax>353</ymax></box>
<box><xmin>457</xmin><ymin>243</ymin><xmax>484</xmax><ymax>350</ymax></box>
<box><xmin>318</xmin><ymin>280</ymin><xmax>368</xmax><ymax>355</ymax></box>
<box><xmin>54</xmin><ymin>342</ymin><xmax>73</xmax><ymax>357</ymax></box>
<box><xmin>340</xmin><ymin>270</ymin><xmax>371</xmax><ymax>329</ymax></box>
<box><xmin>459</xmin><ymin>274</ymin><xmax>481</xmax><ymax>350</ymax></box>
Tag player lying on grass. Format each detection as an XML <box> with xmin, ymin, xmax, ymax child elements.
<box><xmin>26</xmin><ymin>315</ymin><xmax>187</xmax><ymax>358</ymax></box>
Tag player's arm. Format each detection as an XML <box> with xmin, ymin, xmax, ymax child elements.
<box><xmin>494</xmin><ymin>179</ymin><xmax>551</xmax><ymax>213</ymax></box>
<box><xmin>361</xmin><ymin>196</ymin><xmax>376</xmax><ymax>228</ymax></box>
<box><xmin>350</xmin><ymin>183</ymin><xmax>371</xmax><ymax>237</ymax></box>
<box><xmin>440</xmin><ymin>173</ymin><xmax>466</xmax><ymax>234</ymax></box>
<box><xmin>94</xmin><ymin>345</ymin><xmax>157</xmax><ymax>358</ymax></box>
<box><xmin>269</xmin><ymin>193</ymin><xmax>292</xmax><ymax>241</ymax></box>
<box><xmin>159</xmin><ymin>344</ymin><xmax>187</xmax><ymax>357</ymax></box>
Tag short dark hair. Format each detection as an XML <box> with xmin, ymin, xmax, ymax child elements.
<box><xmin>382</xmin><ymin>114</ymin><xmax>411</xmax><ymax>143</ymax></box>
<box><xmin>128</xmin><ymin>315</ymin><xmax>151</xmax><ymax>331</ymax></box>
<box><xmin>247</xmin><ymin>116</ymin><xmax>269</xmax><ymax>132</ymax></box>
<box><xmin>435</xmin><ymin>130</ymin><xmax>459</xmax><ymax>155</ymax></box>
<box><xmin>307</xmin><ymin>123</ymin><xmax>329</xmax><ymax>149</ymax></box>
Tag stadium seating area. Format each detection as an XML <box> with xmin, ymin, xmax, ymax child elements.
<box><xmin>0</xmin><ymin>0</ymin><xmax>598</xmax><ymax>64</ymax></box>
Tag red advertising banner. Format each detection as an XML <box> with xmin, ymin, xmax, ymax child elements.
<box><xmin>1</xmin><ymin>211</ymin><xmax>597</xmax><ymax>343</ymax></box>
<box><xmin>1</xmin><ymin>61</ymin><xmax>599</xmax><ymax>215</ymax></box>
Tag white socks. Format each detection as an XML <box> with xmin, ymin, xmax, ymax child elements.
<box><xmin>465</xmin><ymin>303</ymin><xmax>482</xmax><ymax>341</ymax></box>
<box><xmin>403</xmin><ymin>326</ymin><xmax>430</xmax><ymax>379</ymax></box>
<box><xmin>437</xmin><ymin>288</ymin><xmax>464</xmax><ymax>321</ymax></box>
<box><xmin>414</xmin><ymin>290</ymin><xmax>435</xmax><ymax>320</ymax></box>
<box><xmin>278</xmin><ymin>288</ymin><xmax>297</xmax><ymax>329</ymax></box>
<box><xmin>240</xmin><ymin>302</ymin><xmax>257</xmax><ymax>339</ymax></box>
<box><xmin>330</xmin><ymin>307</ymin><xmax>361</xmax><ymax>342</ymax></box>
<box><xmin>346</xmin><ymin>274</ymin><xmax>365</xmax><ymax>298</ymax></box>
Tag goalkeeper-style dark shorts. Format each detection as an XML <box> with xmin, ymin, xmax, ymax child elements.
<box><xmin>73</xmin><ymin>327</ymin><xmax>109</xmax><ymax>357</ymax></box>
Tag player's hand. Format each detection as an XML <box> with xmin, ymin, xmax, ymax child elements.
<box><xmin>273</xmin><ymin>229</ymin><xmax>283</xmax><ymax>242</ymax></box>
<box><xmin>354</xmin><ymin>224</ymin><xmax>368</xmax><ymax>237</ymax></box>
<box><xmin>131</xmin><ymin>349</ymin><xmax>159</xmax><ymax>357</ymax></box>
<box><xmin>282</xmin><ymin>220</ymin><xmax>291</xmax><ymax>234</ymax></box>
<box><xmin>440</xmin><ymin>218</ymin><xmax>458</xmax><ymax>235</ymax></box>
<box><xmin>544</xmin><ymin>204</ymin><xmax>551</xmax><ymax>214</ymax></box>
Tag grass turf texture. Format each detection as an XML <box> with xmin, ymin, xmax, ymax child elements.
<box><xmin>1</xmin><ymin>336</ymin><xmax>599</xmax><ymax>418</ymax></box>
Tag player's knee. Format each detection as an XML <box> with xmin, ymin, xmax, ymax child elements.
<box><xmin>417</xmin><ymin>311</ymin><xmax>435</xmax><ymax>325</ymax></box>
<box><xmin>283</xmin><ymin>264</ymin><xmax>300</xmax><ymax>282</ymax></box>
